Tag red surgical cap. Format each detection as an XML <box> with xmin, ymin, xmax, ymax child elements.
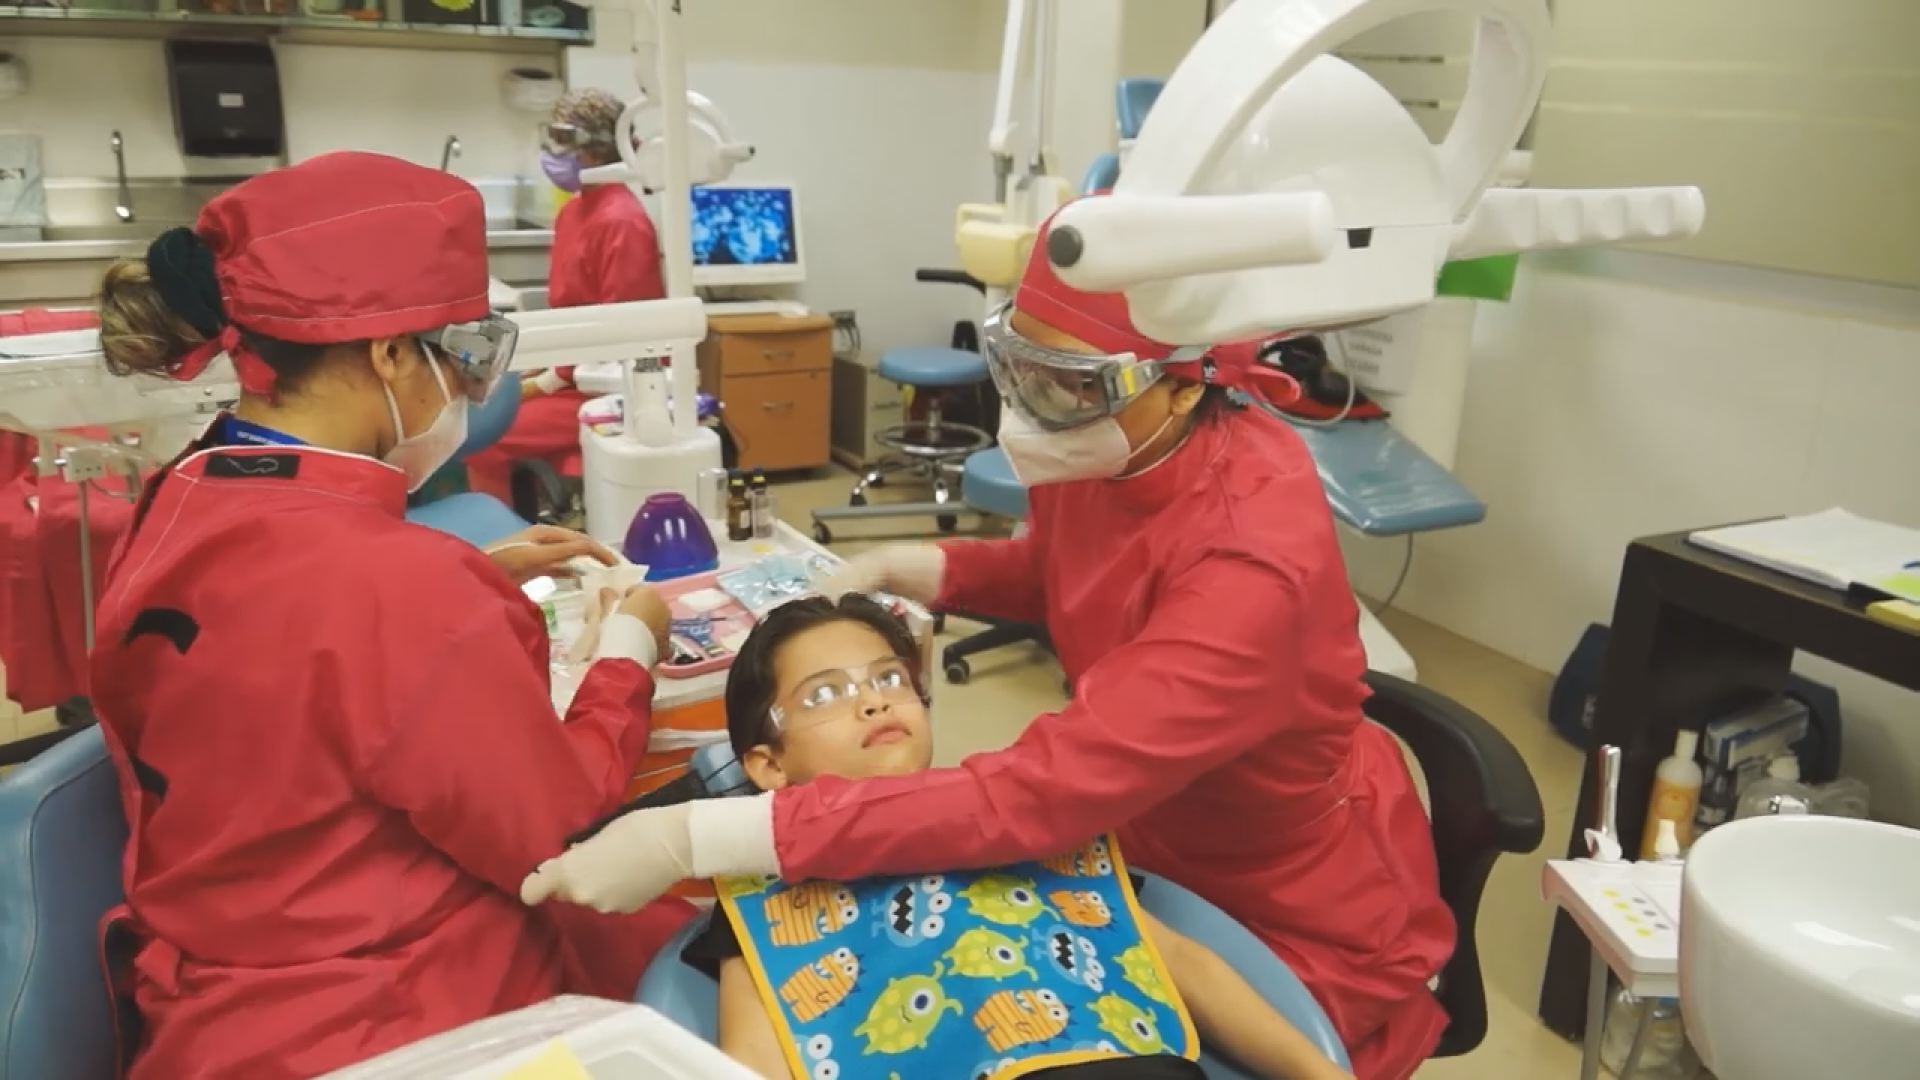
<box><xmin>1013</xmin><ymin>205</ymin><xmax>1301</xmax><ymax>406</ymax></box>
<box><xmin>196</xmin><ymin>151</ymin><xmax>491</xmax><ymax>344</ymax></box>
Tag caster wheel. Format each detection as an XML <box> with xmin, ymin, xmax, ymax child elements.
<box><xmin>937</xmin><ymin>514</ymin><xmax>959</xmax><ymax>533</ymax></box>
<box><xmin>932</xmin><ymin>613</ymin><xmax>947</xmax><ymax>635</ymax></box>
<box><xmin>945</xmin><ymin>659</ymin><xmax>972</xmax><ymax>685</ymax></box>
<box><xmin>850</xmin><ymin>491</ymin><xmax>868</xmax><ymax>508</ymax></box>
<box><xmin>813</xmin><ymin>523</ymin><xmax>833</xmax><ymax>545</ymax></box>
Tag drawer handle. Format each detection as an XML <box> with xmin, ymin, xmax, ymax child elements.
<box><xmin>760</xmin><ymin>349</ymin><xmax>797</xmax><ymax>362</ymax></box>
<box><xmin>762</xmin><ymin>400</ymin><xmax>797</xmax><ymax>413</ymax></box>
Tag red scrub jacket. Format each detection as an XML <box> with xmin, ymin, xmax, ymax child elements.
<box><xmin>466</xmin><ymin>184</ymin><xmax>664</xmax><ymax>501</ymax></box>
<box><xmin>88</xmin><ymin>442</ymin><xmax>690</xmax><ymax>1079</ymax></box>
<box><xmin>769</xmin><ymin>410</ymin><xmax>1455</xmax><ymax>1080</ymax></box>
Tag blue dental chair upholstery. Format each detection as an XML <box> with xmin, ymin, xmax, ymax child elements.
<box><xmin>404</xmin><ymin>373</ymin><xmax>534</xmax><ymax>548</ymax></box>
<box><xmin>0</xmin><ymin>726</ymin><xmax>126</xmax><ymax>1079</ymax></box>
<box><xmin>632</xmin><ymin>754</ymin><xmax>1352</xmax><ymax>1078</ymax></box>
<box><xmin>941</xmin><ymin>448</ymin><xmax>1054</xmax><ymax>685</ymax></box>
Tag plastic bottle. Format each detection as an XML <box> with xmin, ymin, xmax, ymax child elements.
<box><xmin>1734</xmin><ymin>753</ymin><xmax>1814</xmax><ymax>820</ymax></box>
<box><xmin>1811</xmin><ymin>775</ymin><xmax>1870</xmax><ymax>819</ymax></box>
<box><xmin>1601</xmin><ymin>990</ymin><xmax>1701</xmax><ymax>1080</ymax></box>
<box><xmin>1639</xmin><ymin>730</ymin><xmax>1702</xmax><ymax>860</ymax></box>
<box><xmin>749</xmin><ymin>469</ymin><xmax>774</xmax><ymax>539</ymax></box>
<box><xmin>725</xmin><ymin>473</ymin><xmax>753</xmax><ymax>542</ymax></box>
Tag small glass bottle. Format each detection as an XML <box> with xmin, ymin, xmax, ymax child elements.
<box><xmin>749</xmin><ymin>469</ymin><xmax>774</xmax><ymax>539</ymax></box>
<box><xmin>726</xmin><ymin>472</ymin><xmax>753</xmax><ymax>542</ymax></box>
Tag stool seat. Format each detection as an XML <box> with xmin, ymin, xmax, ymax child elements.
<box><xmin>962</xmin><ymin>448</ymin><xmax>1026</xmax><ymax>518</ymax></box>
<box><xmin>878</xmin><ymin>346</ymin><xmax>989</xmax><ymax>388</ymax></box>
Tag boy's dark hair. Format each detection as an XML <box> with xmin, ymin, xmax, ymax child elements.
<box><xmin>724</xmin><ymin>594</ymin><xmax>923</xmax><ymax>757</ymax></box>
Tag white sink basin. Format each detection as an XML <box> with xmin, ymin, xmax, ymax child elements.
<box><xmin>1681</xmin><ymin>816</ymin><xmax>1920</xmax><ymax>1080</ymax></box>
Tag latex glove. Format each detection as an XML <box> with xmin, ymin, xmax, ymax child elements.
<box><xmin>615</xmin><ymin>585</ymin><xmax>673</xmax><ymax>662</ymax></box>
<box><xmin>485</xmin><ymin>525</ymin><xmax>616</xmax><ymax>585</ymax></box>
<box><xmin>817</xmin><ymin>544</ymin><xmax>947</xmax><ymax>606</ymax></box>
<box><xmin>520</xmin><ymin>794</ymin><xmax>778</xmax><ymax>914</ymax></box>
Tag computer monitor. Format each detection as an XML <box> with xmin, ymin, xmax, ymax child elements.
<box><xmin>689</xmin><ymin>183</ymin><xmax>805</xmax><ymax>288</ymax></box>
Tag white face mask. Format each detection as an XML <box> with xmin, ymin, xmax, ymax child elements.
<box><xmin>382</xmin><ymin>350</ymin><xmax>467</xmax><ymax>493</ymax></box>
<box><xmin>998</xmin><ymin>407</ymin><xmax>1171</xmax><ymax>487</ymax></box>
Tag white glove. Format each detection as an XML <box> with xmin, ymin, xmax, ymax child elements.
<box><xmin>520</xmin><ymin>794</ymin><xmax>779</xmax><ymax>914</ymax></box>
<box><xmin>817</xmin><ymin>544</ymin><xmax>947</xmax><ymax>606</ymax></box>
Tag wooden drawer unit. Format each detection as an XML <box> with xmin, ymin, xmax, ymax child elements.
<box><xmin>700</xmin><ymin>313</ymin><xmax>834</xmax><ymax>471</ymax></box>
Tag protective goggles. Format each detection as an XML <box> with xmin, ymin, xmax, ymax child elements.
<box><xmin>768</xmin><ymin>656</ymin><xmax>924</xmax><ymax>736</ymax></box>
<box><xmin>982</xmin><ymin>301</ymin><xmax>1172</xmax><ymax>432</ymax></box>
<box><xmin>419</xmin><ymin>314</ymin><xmax>518</xmax><ymax>404</ymax></box>
<box><xmin>538</xmin><ymin>121</ymin><xmax>613</xmax><ymax>156</ymax></box>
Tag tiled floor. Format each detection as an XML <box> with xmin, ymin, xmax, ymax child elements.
<box><xmin>0</xmin><ymin>468</ymin><xmax>1591</xmax><ymax>1075</ymax></box>
<box><xmin>779</xmin><ymin>467</ymin><xmax>1588</xmax><ymax>1077</ymax></box>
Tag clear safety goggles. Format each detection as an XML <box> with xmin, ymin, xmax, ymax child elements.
<box><xmin>538</xmin><ymin>121</ymin><xmax>615</xmax><ymax>157</ymax></box>
<box><xmin>768</xmin><ymin>656</ymin><xmax>924</xmax><ymax>736</ymax></box>
<box><xmin>982</xmin><ymin>301</ymin><xmax>1170</xmax><ymax>432</ymax></box>
<box><xmin>420</xmin><ymin>315</ymin><xmax>519</xmax><ymax>404</ymax></box>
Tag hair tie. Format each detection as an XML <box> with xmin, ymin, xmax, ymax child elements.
<box><xmin>146</xmin><ymin>227</ymin><xmax>227</xmax><ymax>339</ymax></box>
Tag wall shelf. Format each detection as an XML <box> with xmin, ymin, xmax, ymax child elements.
<box><xmin>0</xmin><ymin>3</ymin><xmax>592</xmax><ymax>53</ymax></box>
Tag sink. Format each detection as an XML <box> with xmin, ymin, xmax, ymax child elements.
<box><xmin>1681</xmin><ymin>816</ymin><xmax>1920</xmax><ymax>1080</ymax></box>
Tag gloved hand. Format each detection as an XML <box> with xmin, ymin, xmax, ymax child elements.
<box><xmin>817</xmin><ymin>544</ymin><xmax>947</xmax><ymax>606</ymax></box>
<box><xmin>521</xmin><ymin>794</ymin><xmax>778</xmax><ymax>914</ymax></box>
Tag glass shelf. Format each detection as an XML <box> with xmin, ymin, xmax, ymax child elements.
<box><xmin>0</xmin><ymin>2</ymin><xmax>592</xmax><ymax>49</ymax></box>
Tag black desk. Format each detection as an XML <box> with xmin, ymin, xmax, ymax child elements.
<box><xmin>1537</xmin><ymin>528</ymin><xmax>1920</xmax><ymax>1038</ymax></box>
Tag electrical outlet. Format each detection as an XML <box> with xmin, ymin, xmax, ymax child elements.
<box><xmin>829</xmin><ymin>309</ymin><xmax>858</xmax><ymax>330</ymax></box>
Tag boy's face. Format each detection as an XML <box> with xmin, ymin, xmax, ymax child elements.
<box><xmin>740</xmin><ymin>619</ymin><xmax>934</xmax><ymax>790</ymax></box>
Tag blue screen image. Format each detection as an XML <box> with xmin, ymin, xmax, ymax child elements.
<box><xmin>690</xmin><ymin>187</ymin><xmax>797</xmax><ymax>267</ymax></box>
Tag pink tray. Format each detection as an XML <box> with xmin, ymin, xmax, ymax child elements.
<box><xmin>653</xmin><ymin>570</ymin><xmax>758</xmax><ymax>680</ymax></box>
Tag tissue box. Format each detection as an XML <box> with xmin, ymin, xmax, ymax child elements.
<box><xmin>1700</xmin><ymin>696</ymin><xmax>1811</xmax><ymax>773</ymax></box>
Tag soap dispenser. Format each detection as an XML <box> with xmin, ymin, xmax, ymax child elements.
<box><xmin>1639</xmin><ymin>730</ymin><xmax>1702</xmax><ymax>859</ymax></box>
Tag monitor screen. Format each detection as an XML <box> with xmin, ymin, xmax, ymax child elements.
<box><xmin>690</xmin><ymin>184</ymin><xmax>804</xmax><ymax>286</ymax></box>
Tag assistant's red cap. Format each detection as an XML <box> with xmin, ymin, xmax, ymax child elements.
<box><xmin>1012</xmin><ymin>205</ymin><xmax>1300</xmax><ymax>407</ymax></box>
<box><xmin>197</xmin><ymin>151</ymin><xmax>491</xmax><ymax>343</ymax></box>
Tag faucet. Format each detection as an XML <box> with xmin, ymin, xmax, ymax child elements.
<box><xmin>111</xmin><ymin>130</ymin><xmax>134</xmax><ymax>224</ymax></box>
<box><xmin>440</xmin><ymin>135</ymin><xmax>462</xmax><ymax>173</ymax></box>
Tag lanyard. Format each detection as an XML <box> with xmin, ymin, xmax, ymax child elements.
<box><xmin>214</xmin><ymin>415</ymin><xmax>306</xmax><ymax>448</ymax></box>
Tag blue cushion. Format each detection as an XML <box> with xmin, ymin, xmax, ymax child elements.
<box><xmin>1082</xmin><ymin>152</ymin><xmax>1122</xmax><ymax>195</ymax></box>
<box><xmin>405</xmin><ymin>492</ymin><xmax>529</xmax><ymax>548</ymax></box>
<box><xmin>1116</xmin><ymin>78</ymin><xmax>1166</xmax><ymax>140</ymax></box>
<box><xmin>0</xmin><ymin>727</ymin><xmax>128</xmax><ymax>1080</ymax></box>
<box><xmin>878</xmin><ymin>347</ymin><xmax>989</xmax><ymax>389</ymax></box>
<box><xmin>633</xmin><ymin>869</ymin><xmax>1351</xmax><ymax>1077</ymax></box>
<box><xmin>962</xmin><ymin>448</ymin><xmax>1027</xmax><ymax>519</ymax></box>
<box><xmin>1284</xmin><ymin>418</ymin><xmax>1487</xmax><ymax>536</ymax></box>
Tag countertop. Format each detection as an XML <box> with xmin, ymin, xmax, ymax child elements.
<box><xmin>0</xmin><ymin>226</ymin><xmax>556</xmax><ymax>264</ymax></box>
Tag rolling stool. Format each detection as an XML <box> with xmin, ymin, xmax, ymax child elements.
<box><xmin>812</xmin><ymin>271</ymin><xmax>995</xmax><ymax>544</ymax></box>
<box><xmin>941</xmin><ymin>448</ymin><xmax>1053</xmax><ymax>685</ymax></box>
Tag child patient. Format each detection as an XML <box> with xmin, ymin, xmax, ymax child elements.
<box><xmin>682</xmin><ymin>595</ymin><xmax>1352</xmax><ymax>1080</ymax></box>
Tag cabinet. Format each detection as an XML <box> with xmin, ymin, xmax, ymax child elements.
<box><xmin>699</xmin><ymin>313</ymin><xmax>834</xmax><ymax>472</ymax></box>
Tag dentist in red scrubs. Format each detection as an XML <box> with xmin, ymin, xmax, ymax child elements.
<box><xmin>87</xmin><ymin>152</ymin><xmax>689</xmax><ymax>1079</ymax></box>
<box><xmin>524</xmin><ymin>219</ymin><xmax>1454</xmax><ymax>1080</ymax></box>
<box><xmin>465</xmin><ymin>88</ymin><xmax>665</xmax><ymax>503</ymax></box>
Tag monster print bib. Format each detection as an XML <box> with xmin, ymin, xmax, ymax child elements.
<box><xmin>715</xmin><ymin>836</ymin><xmax>1197</xmax><ymax>1080</ymax></box>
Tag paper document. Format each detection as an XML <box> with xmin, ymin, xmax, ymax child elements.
<box><xmin>1689</xmin><ymin>509</ymin><xmax>1920</xmax><ymax>601</ymax></box>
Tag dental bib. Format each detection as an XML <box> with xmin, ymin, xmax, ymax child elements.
<box><xmin>715</xmin><ymin>835</ymin><xmax>1195</xmax><ymax>1079</ymax></box>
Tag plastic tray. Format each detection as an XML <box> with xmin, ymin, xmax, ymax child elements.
<box><xmin>653</xmin><ymin>570</ymin><xmax>758</xmax><ymax>681</ymax></box>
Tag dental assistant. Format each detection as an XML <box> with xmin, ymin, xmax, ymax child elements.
<box><xmin>465</xmin><ymin>88</ymin><xmax>665</xmax><ymax>502</ymax></box>
<box><xmin>525</xmin><ymin>221</ymin><xmax>1455</xmax><ymax>1080</ymax></box>
<box><xmin>88</xmin><ymin>153</ymin><xmax>688</xmax><ymax>1079</ymax></box>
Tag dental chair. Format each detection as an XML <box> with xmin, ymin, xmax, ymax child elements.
<box><xmin>0</xmin><ymin>725</ymin><xmax>126</xmax><ymax>1079</ymax></box>
<box><xmin>810</xmin><ymin>271</ymin><xmax>996</xmax><ymax>545</ymax></box>
<box><xmin>940</xmin><ymin>447</ymin><xmax>1054</xmax><ymax>686</ymax></box>
<box><xmin>404</xmin><ymin>373</ymin><xmax>559</xmax><ymax>548</ymax></box>
<box><xmin>1361</xmin><ymin>671</ymin><xmax>1545</xmax><ymax>1057</ymax></box>
<box><xmin>633</xmin><ymin>748</ymin><xmax>1351</xmax><ymax>1079</ymax></box>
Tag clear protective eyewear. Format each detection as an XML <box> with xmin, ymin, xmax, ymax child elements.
<box><xmin>981</xmin><ymin>301</ymin><xmax>1171</xmax><ymax>432</ymax></box>
<box><xmin>420</xmin><ymin>314</ymin><xmax>519</xmax><ymax>404</ymax></box>
<box><xmin>768</xmin><ymin>656</ymin><xmax>924</xmax><ymax>735</ymax></box>
<box><xmin>538</xmin><ymin>121</ymin><xmax>609</xmax><ymax>157</ymax></box>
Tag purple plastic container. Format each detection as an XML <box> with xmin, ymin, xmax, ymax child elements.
<box><xmin>624</xmin><ymin>493</ymin><xmax>720</xmax><ymax>581</ymax></box>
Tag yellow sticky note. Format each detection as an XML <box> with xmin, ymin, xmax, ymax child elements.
<box><xmin>502</xmin><ymin>1040</ymin><xmax>594</xmax><ymax>1080</ymax></box>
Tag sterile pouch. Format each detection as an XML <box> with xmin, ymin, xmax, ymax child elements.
<box><xmin>716</xmin><ymin>553</ymin><xmax>836</xmax><ymax>616</ymax></box>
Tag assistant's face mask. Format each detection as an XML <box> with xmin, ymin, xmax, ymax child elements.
<box><xmin>382</xmin><ymin>348</ymin><xmax>468</xmax><ymax>492</ymax></box>
<box><xmin>999</xmin><ymin>407</ymin><xmax>1173</xmax><ymax>487</ymax></box>
<box><xmin>540</xmin><ymin>150</ymin><xmax>583</xmax><ymax>193</ymax></box>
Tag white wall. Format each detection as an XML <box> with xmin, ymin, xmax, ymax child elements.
<box><xmin>1341</xmin><ymin>252</ymin><xmax>1920</xmax><ymax>826</ymax></box>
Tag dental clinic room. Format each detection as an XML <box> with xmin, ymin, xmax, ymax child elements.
<box><xmin>2</xmin><ymin>0</ymin><xmax>1917</xmax><ymax>1078</ymax></box>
